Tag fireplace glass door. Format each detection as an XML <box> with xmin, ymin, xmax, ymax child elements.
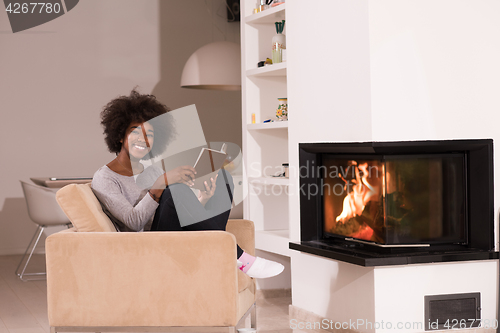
<box><xmin>322</xmin><ymin>154</ymin><xmax>466</xmax><ymax>245</ymax></box>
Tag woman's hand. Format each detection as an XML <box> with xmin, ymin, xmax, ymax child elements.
<box><xmin>165</xmin><ymin>165</ymin><xmax>197</xmax><ymax>187</ymax></box>
<box><xmin>148</xmin><ymin>166</ymin><xmax>196</xmax><ymax>203</ymax></box>
<box><xmin>198</xmin><ymin>175</ymin><xmax>217</xmax><ymax>206</ymax></box>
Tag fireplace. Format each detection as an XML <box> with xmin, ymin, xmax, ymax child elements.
<box><xmin>289</xmin><ymin>139</ymin><xmax>499</xmax><ymax>266</ymax></box>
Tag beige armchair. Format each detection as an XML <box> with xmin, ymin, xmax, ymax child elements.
<box><xmin>46</xmin><ymin>183</ymin><xmax>256</xmax><ymax>333</ymax></box>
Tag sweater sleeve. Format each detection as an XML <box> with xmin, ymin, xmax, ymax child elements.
<box><xmin>91</xmin><ymin>168</ymin><xmax>159</xmax><ymax>232</ymax></box>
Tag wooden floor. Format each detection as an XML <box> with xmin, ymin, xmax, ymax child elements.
<box><xmin>0</xmin><ymin>255</ymin><xmax>312</xmax><ymax>333</ymax></box>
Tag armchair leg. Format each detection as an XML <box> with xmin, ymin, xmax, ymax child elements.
<box><xmin>233</xmin><ymin>302</ymin><xmax>257</xmax><ymax>332</ymax></box>
<box><xmin>15</xmin><ymin>225</ymin><xmax>46</xmax><ymax>281</ymax></box>
<box><xmin>250</xmin><ymin>303</ymin><xmax>257</xmax><ymax>329</ymax></box>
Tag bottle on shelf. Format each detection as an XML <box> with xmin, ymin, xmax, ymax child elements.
<box><xmin>272</xmin><ymin>20</ymin><xmax>286</xmax><ymax>64</ymax></box>
<box><xmin>257</xmin><ymin>0</ymin><xmax>269</xmax><ymax>12</ymax></box>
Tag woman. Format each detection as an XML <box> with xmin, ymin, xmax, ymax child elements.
<box><xmin>91</xmin><ymin>89</ymin><xmax>284</xmax><ymax>279</ymax></box>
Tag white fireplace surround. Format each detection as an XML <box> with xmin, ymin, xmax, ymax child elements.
<box><xmin>280</xmin><ymin>1</ymin><xmax>500</xmax><ymax>332</ymax></box>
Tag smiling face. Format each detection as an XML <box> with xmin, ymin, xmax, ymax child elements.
<box><xmin>122</xmin><ymin>122</ymin><xmax>154</xmax><ymax>160</ymax></box>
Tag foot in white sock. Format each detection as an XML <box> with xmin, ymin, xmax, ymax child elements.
<box><xmin>243</xmin><ymin>256</ymin><xmax>284</xmax><ymax>278</ymax></box>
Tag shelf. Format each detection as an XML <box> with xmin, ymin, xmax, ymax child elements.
<box><xmin>256</xmin><ymin>229</ymin><xmax>291</xmax><ymax>257</ymax></box>
<box><xmin>245</xmin><ymin>4</ymin><xmax>286</xmax><ymax>24</ymax></box>
<box><xmin>246</xmin><ymin>62</ymin><xmax>287</xmax><ymax>77</ymax></box>
<box><xmin>247</xmin><ymin>121</ymin><xmax>288</xmax><ymax>130</ymax></box>
<box><xmin>248</xmin><ymin>177</ymin><xmax>289</xmax><ymax>186</ymax></box>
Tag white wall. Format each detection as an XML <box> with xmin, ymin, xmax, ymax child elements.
<box><xmin>0</xmin><ymin>0</ymin><xmax>241</xmax><ymax>255</ymax></box>
<box><xmin>0</xmin><ymin>0</ymin><xmax>160</xmax><ymax>254</ymax></box>
<box><xmin>374</xmin><ymin>261</ymin><xmax>498</xmax><ymax>333</ymax></box>
<box><xmin>369</xmin><ymin>0</ymin><xmax>500</xmax><ymax>216</ymax></box>
<box><xmin>287</xmin><ymin>0</ymin><xmax>500</xmax><ymax>331</ymax></box>
<box><xmin>292</xmin><ymin>252</ymin><xmax>376</xmax><ymax>332</ymax></box>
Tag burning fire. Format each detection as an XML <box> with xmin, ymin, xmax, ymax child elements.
<box><xmin>336</xmin><ymin>162</ymin><xmax>379</xmax><ymax>224</ymax></box>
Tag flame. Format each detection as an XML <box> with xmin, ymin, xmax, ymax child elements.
<box><xmin>336</xmin><ymin>162</ymin><xmax>378</xmax><ymax>223</ymax></box>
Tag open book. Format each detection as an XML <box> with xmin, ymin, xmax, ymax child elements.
<box><xmin>192</xmin><ymin>143</ymin><xmax>227</xmax><ymax>190</ymax></box>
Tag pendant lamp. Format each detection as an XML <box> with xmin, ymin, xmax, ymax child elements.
<box><xmin>181</xmin><ymin>41</ymin><xmax>241</xmax><ymax>91</ymax></box>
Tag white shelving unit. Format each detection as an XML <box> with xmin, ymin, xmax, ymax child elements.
<box><xmin>247</xmin><ymin>121</ymin><xmax>288</xmax><ymax>130</ymax></box>
<box><xmin>241</xmin><ymin>1</ymin><xmax>290</xmax><ymax>256</ymax></box>
<box><xmin>246</xmin><ymin>62</ymin><xmax>287</xmax><ymax>77</ymax></box>
<box><xmin>255</xmin><ymin>229</ymin><xmax>290</xmax><ymax>257</ymax></box>
<box><xmin>245</xmin><ymin>3</ymin><xmax>286</xmax><ymax>24</ymax></box>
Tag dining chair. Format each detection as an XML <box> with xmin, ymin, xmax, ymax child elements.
<box><xmin>17</xmin><ymin>180</ymin><xmax>71</xmax><ymax>281</ymax></box>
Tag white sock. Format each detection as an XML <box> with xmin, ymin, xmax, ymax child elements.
<box><xmin>243</xmin><ymin>256</ymin><xmax>284</xmax><ymax>279</ymax></box>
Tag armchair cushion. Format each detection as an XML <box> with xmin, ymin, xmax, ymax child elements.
<box><xmin>55</xmin><ymin>183</ymin><xmax>116</xmax><ymax>232</ymax></box>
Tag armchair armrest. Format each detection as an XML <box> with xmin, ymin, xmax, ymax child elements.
<box><xmin>46</xmin><ymin>231</ymin><xmax>240</xmax><ymax>327</ymax></box>
<box><xmin>226</xmin><ymin>219</ymin><xmax>255</xmax><ymax>256</ymax></box>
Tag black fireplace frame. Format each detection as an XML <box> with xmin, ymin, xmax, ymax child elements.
<box><xmin>289</xmin><ymin>139</ymin><xmax>499</xmax><ymax>266</ymax></box>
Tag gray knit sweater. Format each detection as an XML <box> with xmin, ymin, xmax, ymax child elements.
<box><xmin>91</xmin><ymin>165</ymin><xmax>162</xmax><ymax>232</ymax></box>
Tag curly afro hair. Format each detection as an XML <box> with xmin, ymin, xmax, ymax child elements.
<box><xmin>100</xmin><ymin>89</ymin><xmax>176</xmax><ymax>159</ymax></box>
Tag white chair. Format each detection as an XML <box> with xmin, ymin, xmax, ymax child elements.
<box><xmin>17</xmin><ymin>181</ymin><xmax>71</xmax><ymax>281</ymax></box>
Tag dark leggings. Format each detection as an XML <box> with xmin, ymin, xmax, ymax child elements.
<box><xmin>150</xmin><ymin>170</ymin><xmax>244</xmax><ymax>258</ymax></box>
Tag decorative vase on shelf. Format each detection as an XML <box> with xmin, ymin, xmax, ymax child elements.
<box><xmin>272</xmin><ymin>20</ymin><xmax>286</xmax><ymax>64</ymax></box>
<box><xmin>276</xmin><ymin>97</ymin><xmax>288</xmax><ymax>121</ymax></box>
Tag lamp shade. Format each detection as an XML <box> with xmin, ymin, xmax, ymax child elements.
<box><xmin>181</xmin><ymin>41</ymin><xmax>241</xmax><ymax>91</ymax></box>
